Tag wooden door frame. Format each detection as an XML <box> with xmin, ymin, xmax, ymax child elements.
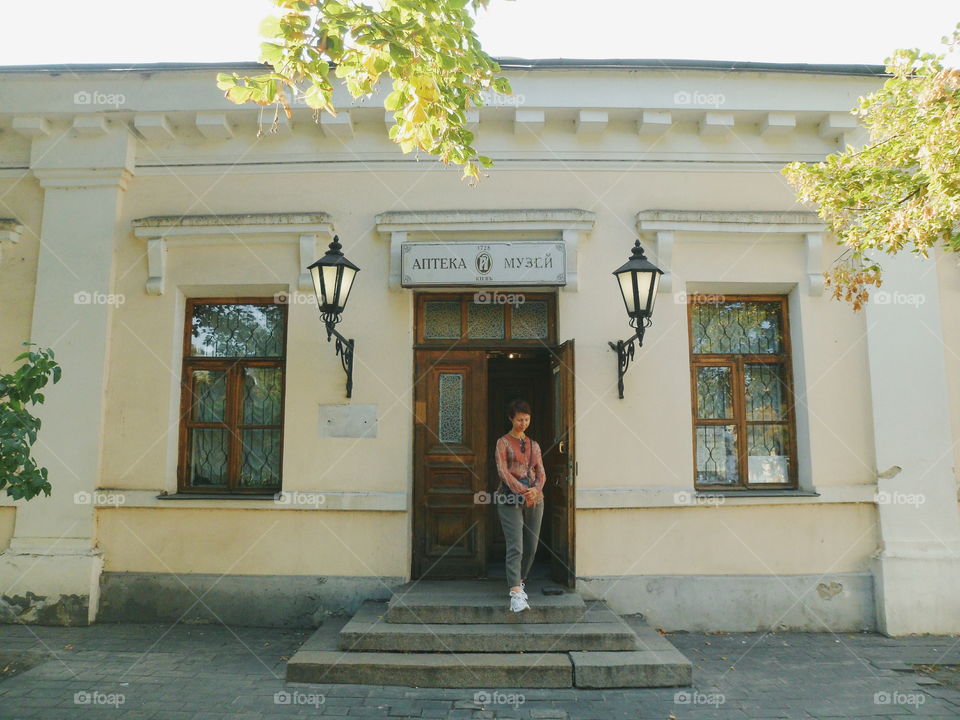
<box><xmin>411</xmin><ymin>343</ymin><xmax>577</xmax><ymax>586</ymax></box>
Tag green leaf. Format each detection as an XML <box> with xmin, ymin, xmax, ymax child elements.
<box><xmin>259</xmin><ymin>42</ymin><xmax>284</xmax><ymax>66</ymax></box>
<box><xmin>259</xmin><ymin>14</ymin><xmax>283</xmax><ymax>39</ymax></box>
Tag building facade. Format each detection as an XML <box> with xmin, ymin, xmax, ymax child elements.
<box><xmin>0</xmin><ymin>59</ymin><xmax>958</xmax><ymax>635</ymax></box>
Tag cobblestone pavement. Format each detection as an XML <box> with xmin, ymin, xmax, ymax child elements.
<box><xmin>0</xmin><ymin>622</ymin><xmax>958</xmax><ymax>719</ymax></box>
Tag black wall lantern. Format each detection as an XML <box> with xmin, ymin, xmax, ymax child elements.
<box><xmin>609</xmin><ymin>239</ymin><xmax>664</xmax><ymax>399</ymax></box>
<box><xmin>307</xmin><ymin>235</ymin><xmax>360</xmax><ymax>398</ymax></box>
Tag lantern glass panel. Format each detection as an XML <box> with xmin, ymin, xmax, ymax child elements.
<box><xmin>338</xmin><ymin>267</ymin><xmax>357</xmax><ymax>309</ymax></box>
<box><xmin>322</xmin><ymin>266</ymin><xmax>340</xmax><ymax>306</ymax></box>
<box><xmin>310</xmin><ymin>265</ymin><xmax>323</xmax><ymax>305</ymax></box>
<box><xmin>641</xmin><ymin>271</ymin><xmax>661</xmax><ymax>315</ymax></box>
<box><xmin>617</xmin><ymin>271</ymin><xmax>636</xmax><ymax>315</ymax></box>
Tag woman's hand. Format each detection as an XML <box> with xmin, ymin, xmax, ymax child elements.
<box><xmin>524</xmin><ymin>487</ymin><xmax>542</xmax><ymax>506</ymax></box>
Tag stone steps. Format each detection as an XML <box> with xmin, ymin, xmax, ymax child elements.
<box><xmin>341</xmin><ymin>600</ymin><xmax>638</xmax><ymax>652</ymax></box>
<box><xmin>286</xmin><ymin>579</ymin><xmax>693</xmax><ymax>688</ymax></box>
<box><xmin>386</xmin><ymin>583</ymin><xmax>586</xmax><ymax>624</ymax></box>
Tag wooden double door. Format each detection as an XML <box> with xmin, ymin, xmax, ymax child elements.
<box><xmin>412</xmin><ymin>342</ymin><xmax>576</xmax><ymax>586</ymax></box>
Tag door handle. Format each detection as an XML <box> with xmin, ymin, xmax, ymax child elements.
<box><xmin>558</xmin><ymin>440</ymin><xmax>566</xmax><ymax>454</ymax></box>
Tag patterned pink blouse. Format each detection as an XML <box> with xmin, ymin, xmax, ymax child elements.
<box><xmin>494</xmin><ymin>433</ymin><xmax>547</xmax><ymax>496</ymax></box>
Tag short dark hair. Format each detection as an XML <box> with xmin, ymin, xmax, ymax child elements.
<box><xmin>506</xmin><ymin>398</ymin><xmax>531</xmax><ymax>419</ymax></box>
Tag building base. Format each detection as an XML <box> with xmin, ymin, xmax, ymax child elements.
<box><xmin>577</xmin><ymin>573</ymin><xmax>876</xmax><ymax>632</ymax></box>
<box><xmin>98</xmin><ymin>572</ymin><xmax>404</xmax><ymax>627</ymax></box>
<box><xmin>0</xmin><ymin>539</ymin><xmax>103</xmax><ymax>626</ymax></box>
<box><xmin>873</xmin><ymin>553</ymin><xmax>960</xmax><ymax>636</ymax></box>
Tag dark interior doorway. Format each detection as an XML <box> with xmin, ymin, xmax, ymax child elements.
<box><xmin>484</xmin><ymin>349</ymin><xmax>554</xmax><ymax>579</ymax></box>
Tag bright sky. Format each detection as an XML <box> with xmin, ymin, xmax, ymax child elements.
<box><xmin>0</xmin><ymin>0</ymin><xmax>957</xmax><ymax>66</ymax></box>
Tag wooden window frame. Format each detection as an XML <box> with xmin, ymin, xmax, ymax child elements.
<box><xmin>687</xmin><ymin>295</ymin><xmax>799</xmax><ymax>491</ymax></box>
<box><xmin>414</xmin><ymin>291</ymin><xmax>557</xmax><ymax>347</ymax></box>
<box><xmin>177</xmin><ymin>298</ymin><xmax>288</xmax><ymax>494</ymax></box>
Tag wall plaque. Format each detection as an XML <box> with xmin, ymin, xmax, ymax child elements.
<box><xmin>400</xmin><ymin>241</ymin><xmax>566</xmax><ymax>286</ymax></box>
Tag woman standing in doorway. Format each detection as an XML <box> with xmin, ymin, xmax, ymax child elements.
<box><xmin>493</xmin><ymin>398</ymin><xmax>546</xmax><ymax>612</ymax></box>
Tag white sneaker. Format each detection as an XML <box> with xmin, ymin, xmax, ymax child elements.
<box><xmin>519</xmin><ymin>582</ymin><xmax>528</xmax><ymax>599</ymax></box>
<box><xmin>509</xmin><ymin>589</ymin><xmax>530</xmax><ymax>612</ymax></box>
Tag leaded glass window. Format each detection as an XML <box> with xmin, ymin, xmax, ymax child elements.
<box><xmin>417</xmin><ymin>294</ymin><xmax>555</xmax><ymax>344</ymax></box>
<box><xmin>466</xmin><ymin>302</ymin><xmax>505</xmax><ymax>339</ymax></box>
<box><xmin>423</xmin><ymin>301</ymin><xmax>461</xmax><ymax>340</ymax></box>
<box><xmin>179</xmin><ymin>300</ymin><xmax>286</xmax><ymax>493</ymax></box>
<box><xmin>512</xmin><ymin>301</ymin><xmax>549</xmax><ymax>339</ymax></box>
<box><xmin>437</xmin><ymin>372</ymin><xmax>464</xmax><ymax>444</ymax></box>
<box><xmin>689</xmin><ymin>297</ymin><xmax>797</xmax><ymax>489</ymax></box>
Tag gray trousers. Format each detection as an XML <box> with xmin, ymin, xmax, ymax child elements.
<box><xmin>495</xmin><ymin>490</ymin><xmax>545</xmax><ymax>588</ymax></box>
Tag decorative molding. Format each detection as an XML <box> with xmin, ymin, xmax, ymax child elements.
<box><xmin>133</xmin><ymin>113</ymin><xmax>175</xmax><ymax>141</ymax></box>
<box><xmin>804</xmin><ymin>232</ymin><xmax>825</xmax><ymax>296</ymax></box>
<box><xmin>0</xmin><ymin>219</ymin><xmax>23</xmax><ymax>266</ymax></box>
<box><xmin>12</xmin><ymin>116</ymin><xmax>50</xmax><ymax>138</ymax></box>
<box><xmin>576</xmin><ymin>110</ymin><xmax>608</xmax><ymax>134</ymax></box>
<box><xmin>818</xmin><ymin>112</ymin><xmax>860</xmax><ymax>149</ymax></box>
<box><xmin>72</xmin><ymin>114</ymin><xmax>109</xmax><ymax>136</ymax></box>
<box><xmin>637</xmin><ymin>110</ymin><xmax>672</xmax><ymax>135</ymax></box>
<box><xmin>637</xmin><ymin>210</ymin><xmax>827</xmax><ymax>297</ymax></box>
<box><xmin>320</xmin><ymin>110</ymin><xmax>353</xmax><ymax>139</ymax></box>
<box><xmin>576</xmin><ymin>484</ymin><xmax>875</xmax><ymax>509</ymax></box>
<box><xmin>699</xmin><ymin>112</ymin><xmax>734</xmax><ymax>136</ymax></box>
<box><xmin>637</xmin><ymin>210</ymin><xmax>825</xmax><ymax>235</ymax></box>
<box><xmin>514</xmin><ymin>109</ymin><xmax>545</xmax><ymax>134</ymax></box>
<box><xmin>195</xmin><ymin>112</ymin><xmax>233</xmax><ymax>139</ymax></box>
<box><xmin>760</xmin><ymin>112</ymin><xmax>796</xmax><ymax>136</ymax></box>
<box><xmin>131</xmin><ymin>212</ymin><xmax>333</xmax><ymax>296</ymax></box>
<box><xmin>53</xmin><ymin>489</ymin><xmax>408</xmax><ymax>512</ymax></box>
<box><xmin>32</xmin><ymin>167</ymin><xmax>132</xmax><ymax>190</ymax></box>
<box><xmin>649</xmin><ymin>230</ymin><xmax>674</xmax><ymax>294</ymax></box>
<box><xmin>375</xmin><ymin>209</ymin><xmax>595</xmax><ymax>292</ymax></box>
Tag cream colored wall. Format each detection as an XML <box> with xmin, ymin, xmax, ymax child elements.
<box><xmin>88</xmin><ymin>167</ymin><xmax>879</xmax><ymax>578</ymax></box>
<box><xmin>0</xmin><ymin>179</ymin><xmax>44</xmax><ymax>554</ymax></box>
<box><xmin>96</xmin><ymin>508</ymin><xmax>405</xmax><ymax>575</ymax></box>
<box><xmin>0</xmin><ymin>508</ymin><xmax>14</xmax><ymax>552</ymax></box>
<box><xmin>0</xmin><ymin>178</ymin><xmax>42</xmax><ymax>372</ymax></box>
<box><xmin>578</xmin><ymin>504</ymin><xmax>878</xmax><ymax>575</ymax></box>
<box><xmin>936</xmin><ymin>249</ymin><xmax>960</xmax><ymax>503</ymax></box>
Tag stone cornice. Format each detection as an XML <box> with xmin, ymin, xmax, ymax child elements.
<box><xmin>637</xmin><ymin>210</ymin><xmax>825</xmax><ymax>234</ymax></box>
<box><xmin>32</xmin><ymin>167</ymin><xmax>132</xmax><ymax>190</ymax></box>
<box><xmin>375</xmin><ymin>209</ymin><xmax>595</xmax><ymax>234</ymax></box>
<box><xmin>132</xmin><ymin>212</ymin><xmax>334</xmax><ymax>296</ymax></box>
<box><xmin>637</xmin><ymin>209</ymin><xmax>828</xmax><ymax>296</ymax></box>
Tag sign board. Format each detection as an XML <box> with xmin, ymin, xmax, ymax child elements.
<box><xmin>400</xmin><ymin>241</ymin><xmax>566</xmax><ymax>287</ymax></box>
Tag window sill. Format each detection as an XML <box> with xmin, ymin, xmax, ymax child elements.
<box><xmin>576</xmin><ymin>485</ymin><xmax>875</xmax><ymax>509</ymax></box>
<box><xmin>695</xmin><ymin>490</ymin><xmax>820</xmax><ymax>498</ymax></box>
<box><xmin>157</xmin><ymin>493</ymin><xmax>278</xmax><ymax>500</ymax></box>
<box><xmin>69</xmin><ymin>489</ymin><xmax>407</xmax><ymax>511</ymax></box>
